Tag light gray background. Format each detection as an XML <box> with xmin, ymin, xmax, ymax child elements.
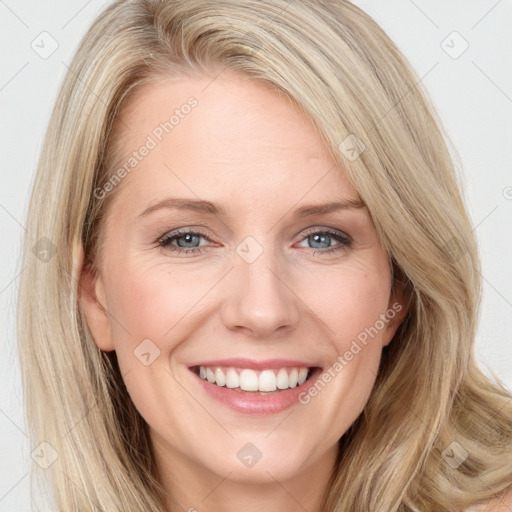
<box><xmin>1</xmin><ymin>1</ymin><xmax>511</xmax><ymax>510</ymax></box>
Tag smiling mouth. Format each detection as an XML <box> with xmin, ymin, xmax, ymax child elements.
<box><xmin>190</xmin><ymin>365</ymin><xmax>321</xmax><ymax>395</ymax></box>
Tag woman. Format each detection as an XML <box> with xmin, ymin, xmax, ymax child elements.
<box><xmin>17</xmin><ymin>0</ymin><xmax>512</xmax><ymax>510</ymax></box>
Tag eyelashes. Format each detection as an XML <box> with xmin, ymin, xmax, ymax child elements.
<box><xmin>157</xmin><ymin>229</ymin><xmax>213</xmax><ymax>255</ymax></box>
<box><xmin>156</xmin><ymin>227</ymin><xmax>352</xmax><ymax>257</ymax></box>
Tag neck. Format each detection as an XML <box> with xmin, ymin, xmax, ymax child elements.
<box><xmin>152</xmin><ymin>433</ymin><xmax>339</xmax><ymax>512</ymax></box>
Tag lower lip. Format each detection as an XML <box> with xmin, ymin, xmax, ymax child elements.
<box><xmin>191</xmin><ymin>368</ymin><xmax>322</xmax><ymax>415</ymax></box>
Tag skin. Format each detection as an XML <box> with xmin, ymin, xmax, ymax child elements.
<box><xmin>79</xmin><ymin>69</ymin><xmax>408</xmax><ymax>512</ymax></box>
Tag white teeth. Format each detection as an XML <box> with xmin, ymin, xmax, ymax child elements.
<box><xmin>258</xmin><ymin>370</ymin><xmax>277</xmax><ymax>392</ymax></box>
<box><xmin>196</xmin><ymin>365</ymin><xmax>312</xmax><ymax>391</ymax></box>
<box><xmin>206</xmin><ymin>367</ymin><xmax>215</xmax><ymax>383</ymax></box>
<box><xmin>276</xmin><ymin>368</ymin><xmax>289</xmax><ymax>389</ymax></box>
<box><xmin>214</xmin><ymin>367</ymin><xmax>226</xmax><ymax>387</ymax></box>
<box><xmin>288</xmin><ymin>368</ymin><xmax>298</xmax><ymax>388</ymax></box>
<box><xmin>239</xmin><ymin>369</ymin><xmax>259</xmax><ymax>391</ymax></box>
<box><xmin>225</xmin><ymin>368</ymin><xmax>239</xmax><ymax>389</ymax></box>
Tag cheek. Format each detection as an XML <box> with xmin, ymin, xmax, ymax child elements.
<box><xmin>101</xmin><ymin>263</ymin><xmax>188</xmax><ymax>374</ymax></box>
<box><xmin>105</xmin><ymin>248</ymin><xmax>391</xmax><ymax>366</ymax></box>
<box><xmin>296</xmin><ymin>257</ymin><xmax>392</xmax><ymax>433</ymax></box>
<box><xmin>308</xmin><ymin>257</ymin><xmax>391</xmax><ymax>346</ymax></box>
<box><xmin>106</xmin><ymin>261</ymin><xmax>205</xmax><ymax>343</ymax></box>
<box><xmin>101</xmin><ymin>264</ymin><xmax>196</xmax><ymax>420</ymax></box>
<box><xmin>301</xmin><ymin>256</ymin><xmax>391</xmax><ymax>398</ymax></box>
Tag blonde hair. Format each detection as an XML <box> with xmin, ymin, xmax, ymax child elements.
<box><xmin>17</xmin><ymin>0</ymin><xmax>512</xmax><ymax>510</ymax></box>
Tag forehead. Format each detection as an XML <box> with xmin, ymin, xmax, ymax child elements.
<box><xmin>106</xmin><ymin>70</ymin><xmax>359</xmax><ymax>215</ymax></box>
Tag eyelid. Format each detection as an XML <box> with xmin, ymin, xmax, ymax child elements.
<box><xmin>156</xmin><ymin>225</ymin><xmax>352</xmax><ymax>256</ymax></box>
<box><xmin>157</xmin><ymin>227</ymin><xmax>214</xmax><ymax>247</ymax></box>
<box><xmin>298</xmin><ymin>226</ymin><xmax>352</xmax><ymax>244</ymax></box>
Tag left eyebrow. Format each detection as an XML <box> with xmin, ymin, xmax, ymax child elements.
<box><xmin>294</xmin><ymin>199</ymin><xmax>365</xmax><ymax>217</ymax></box>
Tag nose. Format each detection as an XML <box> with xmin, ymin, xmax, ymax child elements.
<box><xmin>220</xmin><ymin>244</ymin><xmax>300</xmax><ymax>339</ymax></box>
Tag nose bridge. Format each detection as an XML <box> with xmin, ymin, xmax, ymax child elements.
<box><xmin>237</xmin><ymin>236</ymin><xmax>281</xmax><ymax>293</ymax></box>
<box><xmin>220</xmin><ymin>234</ymin><xmax>300</xmax><ymax>337</ymax></box>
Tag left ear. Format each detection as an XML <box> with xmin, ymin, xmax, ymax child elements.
<box><xmin>381</xmin><ymin>266</ymin><xmax>410</xmax><ymax>347</ymax></box>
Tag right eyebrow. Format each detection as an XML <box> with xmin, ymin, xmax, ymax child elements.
<box><xmin>138</xmin><ymin>198</ymin><xmax>227</xmax><ymax>219</ymax></box>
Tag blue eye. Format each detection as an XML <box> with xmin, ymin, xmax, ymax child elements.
<box><xmin>297</xmin><ymin>228</ymin><xmax>352</xmax><ymax>255</ymax></box>
<box><xmin>157</xmin><ymin>228</ymin><xmax>352</xmax><ymax>256</ymax></box>
<box><xmin>157</xmin><ymin>229</ymin><xmax>211</xmax><ymax>254</ymax></box>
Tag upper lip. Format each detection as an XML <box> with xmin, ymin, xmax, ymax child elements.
<box><xmin>188</xmin><ymin>358</ymin><xmax>320</xmax><ymax>371</ymax></box>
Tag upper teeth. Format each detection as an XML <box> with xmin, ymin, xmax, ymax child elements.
<box><xmin>198</xmin><ymin>366</ymin><xmax>310</xmax><ymax>391</ymax></box>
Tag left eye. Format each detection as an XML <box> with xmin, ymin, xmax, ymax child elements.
<box><xmin>157</xmin><ymin>228</ymin><xmax>352</xmax><ymax>256</ymax></box>
<box><xmin>296</xmin><ymin>230</ymin><xmax>351</xmax><ymax>252</ymax></box>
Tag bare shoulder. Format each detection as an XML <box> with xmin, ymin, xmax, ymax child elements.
<box><xmin>465</xmin><ymin>489</ymin><xmax>512</xmax><ymax>512</ymax></box>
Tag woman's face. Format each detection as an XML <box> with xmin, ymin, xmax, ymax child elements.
<box><xmin>80</xmin><ymin>70</ymin><xmax>405</xmax><ymax>494</ymax></box>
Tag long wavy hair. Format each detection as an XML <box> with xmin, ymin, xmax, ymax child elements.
<box><xmin>17</xmin><ymin>0</ymin><xmax>512</xmax><ymax>510</ymax></box>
